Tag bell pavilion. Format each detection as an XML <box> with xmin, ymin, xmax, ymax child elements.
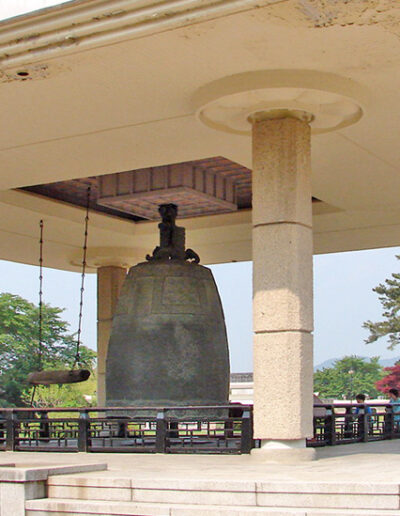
<box><xmin>1</xmin><ymin>0</ymin><xmax>400</xmax><ymax>467</ymax></box>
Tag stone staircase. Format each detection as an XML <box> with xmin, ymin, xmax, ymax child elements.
<box><xmin>25</xmin><ymin>475</ymin><xmax>400</xmax><ymax>515</ymax></box>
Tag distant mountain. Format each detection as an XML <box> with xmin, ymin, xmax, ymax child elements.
<box><xmin>314</xmin><ymin>358</ymin><xmax>338</xmax><ymax>371</ymax></box>
<box><xmin>380</xmin><ymin>357</ymin><xmax>400</xmax><ymax>368</ymax></box>
<box><xmin>314</xmin><ymin>356</ymin><xmax>400</xmax><ymax>372</ymax></box>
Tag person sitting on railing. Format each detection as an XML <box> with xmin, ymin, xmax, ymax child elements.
<box><xmin>388</xmin><ymin>388</ymin><xmax>400</xmax><ymax>429</ymax></box>
<box><xmin>353</xmin><ymin>394</ymin><xmax>372</xmax><ymax>416</ymax></box>
<box><xmin>353</xmin><ymin>394</ymin><xmax>373</xmax><ymax>437</ymax></box>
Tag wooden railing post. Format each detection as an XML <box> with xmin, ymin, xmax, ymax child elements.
<box><xmin>390</xmin><ymin>407</ymin><xmax>396</xmax><ymax>440</ymax></box>
<box><xmin>384</xmin><ymin>406</ymin><xmax>394</xmax><ymax>440</ymax></box>
<box><xmin>326</xmin><ymin>406</ymin><xmax>336</xmax><ymax>445</ymax></box>
<box><xmin>362</xmin><ymin>408</ymin><xmax>369</xmax><ymax>443</ymax></box>
<box><xmin>39</xmin><ymin>411</ymin><xmax>50</xmax><ymax>440</ymax></box>
<box><xmin>240</xmin><ymin>409</ymin><xmax>253</xmax><ymax>454</ymax></box>
<box><xmin>78</xmin><ymin>410</ymin><xmax>90</xmax><ymax>452</ymax></box>
<box><xmin>156</xmin><ymin>410</ymin><xmax>167</xmax><ymax>453</ymax></box>
<box><xmin>5</xmin><ymin>410</ymin><xmax>16</xmax><ymax>451</ymax></box>
<box><xmin>344</xmin><ymin>406</ymin><xmax>353</xmax><ymax>439</ymax></box>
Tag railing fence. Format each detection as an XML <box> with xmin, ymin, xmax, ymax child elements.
<box><xmin>0</xmin><ymin>405</ymin><xmax>253</xmax><ymax>455</ymax></box>
<box><xmin>1</xmin><ymin>403</ymin><xmax>399</xmax><ymax>453</ymax></box>
<box><xmin>307</xmin><ymin>403</ymin><xmax>400</xmax><ymax>447</ymax></box>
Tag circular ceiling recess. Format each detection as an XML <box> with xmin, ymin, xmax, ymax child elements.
<box><xmin>193</xmin><ymin>70</ymin><xmax>368</xmax><ymax>135</ymax></box>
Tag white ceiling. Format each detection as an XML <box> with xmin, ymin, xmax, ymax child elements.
<box><xmin>0</xmin><ymin>0</ymin><xmax>400</xmax><ymax>270</ymax></box>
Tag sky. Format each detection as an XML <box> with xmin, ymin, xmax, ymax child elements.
<box><xmin>1</xmin><ymin>247</ymin><xmax>400</xmax><ymax>372</ymax></box>
<box><xmin>0</xmin><ymin>0</ymin><xmax>70</xmax><ymax>20</ymax></box>
<box><xmin>1</xmin><ymin>1</ymin><xmax>399</xmax><ymax>372</ymax></box>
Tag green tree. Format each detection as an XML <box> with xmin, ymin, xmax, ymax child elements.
<box><xmin>363</xmin><ymin>260</ymin><xmax>400</xmax><ymax>349</ymax></box>
<box><xmin>314</xmin><ymin>355</ymin><xmax>384</xmax><ymax>399</ymax></box>
<box><xmin>0</xmin><ymin>293</ymin><xmax>96</xmax><ymax>407</ymax></box>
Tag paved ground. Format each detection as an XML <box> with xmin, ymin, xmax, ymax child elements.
<box><xmin>1</xmin><ymin>440</ymin><xmax>400</xmax><ymax>484</ymax></box>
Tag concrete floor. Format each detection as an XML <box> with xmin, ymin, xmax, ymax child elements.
<box><xmin>2</xmin><ymin>440</ymin><xmax>400</xmax><ymax>485</ymax></box>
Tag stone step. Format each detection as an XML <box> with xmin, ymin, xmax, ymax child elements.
<box><xmin>25</xmin><ymin>498</ymin><xmax>400</xmax><ymax>516</ymax></box>
<box><xmin>46</xmin><ymin>476</ymin><xmax>400</xmax><ymax>511</ymax></box>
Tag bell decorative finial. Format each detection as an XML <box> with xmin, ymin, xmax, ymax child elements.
<box><xmin>146</xmin><ymin>204</ymin><xmax>200</xmax><ymax>263</ymax></box>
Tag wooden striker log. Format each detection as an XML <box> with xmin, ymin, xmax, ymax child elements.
<box><xmin>27</xmin><ymin>369</ymin><xmax>91</xmax><ymax>385</ymax></box>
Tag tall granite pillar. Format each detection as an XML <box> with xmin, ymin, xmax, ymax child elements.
<box><xmin>251</xmin><ymin>115</ymin><xmax>315</xmax><ymax>461</ymax></box>
<box><xmin>97</xmin><ymin>265</ymin><xmax>127</xmax><ymax>406</ymax></box>
<box><xmin>192</xmin><ymin>70</ymin><xmax>365</xmax><ymax>460</ymax></box>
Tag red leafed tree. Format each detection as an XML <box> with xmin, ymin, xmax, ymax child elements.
<box><xmin>375</xmin><ymin>362</ymin><xmax>400</xmax><ymax>394</ymax></box>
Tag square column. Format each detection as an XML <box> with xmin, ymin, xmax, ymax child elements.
<box><xmin>251</xmin><ymin>116</ymin><xmax>314</xmax><ymax>460</ymax></box>
<box><xmin>97</xmin><ymin>265</ymin><xmax>127</xmax><ymax>406</ymax></box>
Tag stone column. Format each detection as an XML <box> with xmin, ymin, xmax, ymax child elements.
<box><xmin>97</xmin><ymin>265</ymin><xmax>127</xmax><ymax>406</ymax></box>
<box><xmin>193</xmin><ymin>71</ymin><xmax>364</xmax><ymax>461</ymax></box>
<box><xmin>251</xmin><ymin>114</ymin><xmax>315</xmax><ymax>461</ymax></box>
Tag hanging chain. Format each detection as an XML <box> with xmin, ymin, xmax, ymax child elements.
<box><xmin>73</xmin><ymin>186</ymin><xmax>91</xmax><ymax>368</ymax></box>
<box><xmin>38</xmin><ymin>219</ymin><xmax>44</xmax><ymax>371</ymax></box>
<box><xmin>31</xmin><ymin>219</ymin><xmax>44</xmax><ymax>406</ymax></box>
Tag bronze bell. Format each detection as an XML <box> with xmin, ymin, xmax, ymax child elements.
<box><xmin>106</xmin><ymin>204</ymin><xmax>230</xmax><ymax>409</ymax></box>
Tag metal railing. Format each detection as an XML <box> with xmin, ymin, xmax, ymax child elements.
<box><xmin>0</xmin><ymin>404</ymin><xmax>253</xmax><ymax>454</ymax></box>
<box><xmin>307</xmin><ymin>403</ymin><xmax>400</xmax><ymax>447</ymax></box>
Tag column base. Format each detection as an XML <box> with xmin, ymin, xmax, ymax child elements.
<box><xmin>251</xmin><ymin>439</ymin><xmax>316</xmax><ymax>463</ymax></box>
